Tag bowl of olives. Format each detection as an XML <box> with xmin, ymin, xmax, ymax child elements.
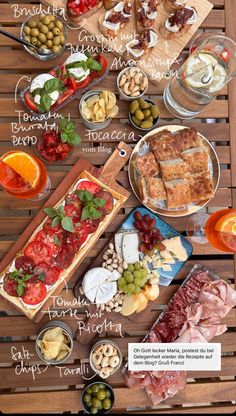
<box><xmin>20</xmin><ymin>13</ymin><xmax>67</xmax><ymax>61</ymax></box>
<box><xmin>82</xmin><ymin>382</ymin><xmax>115</xmax><ymax>414</ymax></box>
<box><xmin>129</xmin><ymin>98</ymin><xmax>160</xmax><ymax>132</ymax></box>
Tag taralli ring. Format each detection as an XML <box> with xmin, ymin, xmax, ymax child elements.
<box><xmin>109</xmin><ymin>356</ymin><xmax>120</xmax><ymax>368</ymax></box>
<box><xmin>101</xmin><ymin>356</ymin><xmax>109</xmax><ymax>368</ymax></box>
<box><xmin>99</xmin><ymin>367</ymin><xmax>112</xmax><ymax>379</ymax></box>
<box><xmin>92</xmin><ymin>352</ymin><xmax>103</xmax><ymax>366</ymax></box>
<box><xmin>103</xmin><ymin>344</ymin><xmax>114</xmax><ymax>357</ymax></box>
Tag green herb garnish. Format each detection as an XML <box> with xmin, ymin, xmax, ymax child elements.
<box><xmin>44</xmin><ymin>205</ymin><xmax>74</xmax><ymax>233</ymax></box>
<box><xmin>76</xmin><ymin>190</ymin><xmax>105</xmax><ymax>221</ymax></box>
<box><xmin>8</xmin><ymin>271</ymin><xmax>33</xmax><ymax>296</ymax></box>
<box><xmin>38</xmin><ymin>78</ymin><xmax>64</xmax><ymax>112</ymax></box>
<box><xmin>60</xmin><ymin>117</ymin><xmax>81</xmax><ymax>146</ymax></box>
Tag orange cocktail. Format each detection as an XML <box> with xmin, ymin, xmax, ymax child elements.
<box><xmin>205</xmin><ymin>208</ymin><xmax>236</xmax><ymax>252</ymax></box>
<box><xmin>0</xmin><ymin>151</ymin><xmax>50</xmax><ymax>200</ymax></box>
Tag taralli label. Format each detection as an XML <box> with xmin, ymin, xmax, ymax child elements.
<box><xmin>128</xmin><ymin>343</ymin><xmax>221</xmax><ymax>371</ymax></box>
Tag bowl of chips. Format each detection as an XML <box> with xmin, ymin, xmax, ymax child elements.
<box><xmin>79</xmin><ymin>90</ymin><xmax>119</xmax><ymax>130</ymax></box>
<box><xmin>35</xmin><ymin>320</ymin><xmax>73</xmax><ymax>364</ymax></box>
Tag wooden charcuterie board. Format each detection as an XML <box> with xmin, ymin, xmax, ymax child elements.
<box><xmin>44</xmin><ymin>0</ymin><xmax>213</xmax><ymax>84</ymax></box>
<box><xmin>0</xmin><ymin>142</ymin><xmax>132</xmax><ymax>322</ymax></box>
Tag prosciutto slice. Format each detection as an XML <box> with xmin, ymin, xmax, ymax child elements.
<box><xmin>198</xmin><ymin>279</ymin><xmax>236</xmax><ymax>318</ymax></box>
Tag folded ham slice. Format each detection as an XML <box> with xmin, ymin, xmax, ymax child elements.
<box><xmin>198</xmin><ymin>279</ymin><xmax>236</xmax><ymax>318</ymax></box>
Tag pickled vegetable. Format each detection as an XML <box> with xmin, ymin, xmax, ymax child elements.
<box><xmin>82</xmin><ymin>383</ymin><xmax>113</xmax><ymax>412</ymax></box>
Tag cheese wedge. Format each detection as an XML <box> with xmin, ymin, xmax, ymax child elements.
<box><xmin>122</xmin><ymin>232</ymin><xmax>139</xmax><ymax>263</ymax></box>
<box><xmin>162</xmin><ymin>236</ymin><xmax>188</xmax><ymax>261</ymax></box>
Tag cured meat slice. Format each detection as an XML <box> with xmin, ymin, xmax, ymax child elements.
<box><xmin>198</xmin><ymin>279</ymin><xmax>236</xmax><ymax>317</ymax></box>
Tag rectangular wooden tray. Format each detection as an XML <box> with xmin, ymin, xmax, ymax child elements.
<box><xmin>0</xmin><ymin>142</ymin><xmax>132</xmax><ymax>322</ymax></box>
<box><xmin>47</xmin><ymin>0</ymin><xmax>213</xmax><ymax>84</ymax></box>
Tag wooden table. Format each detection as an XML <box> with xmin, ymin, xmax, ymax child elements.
<box><xmin>0</xmin><ymin>0</ymin><xmax>236</xmax><ymax>413</ymax></box>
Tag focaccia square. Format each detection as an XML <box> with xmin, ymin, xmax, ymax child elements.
<box><xmin>182</xmin><ymin>147</ymin><xmax>209</xmax><ymax>173</ymax></box>
<box><xmin>188</xmin><ymin>171</ymin><xmax>214</xmax><ymax>202</ymax></box>
<box><xmin>165</xmin><ymin>178</ymin><xmax>192</xmax><ymax>208</ymax></box>
<box><xmin>174</xmin><ymin>127</ymin><xmax>203</xmax><ymax>151</ymax></box>
<box><xmin>160</xmin><ymin>158</ymin><xmax>189</xmax><ymax>181</ymax></box>
<box><xmin>149</xmin><ymin>130</ymin><xmax>181</xmax><ymax>161</ymax></box>
<box><xmin>136</xmin><ymin>152</ymin><xmax>159</xmax><ymax>176</ymax></box>
<box><xmin>137</xmin><ymin>176</ymin><xmax>148</xmax><ymax>203</ymax></box>
<box><xmin>146</xmin><ymin>177</ymin><xmax>167</xmax><ymax>201</ymax></box>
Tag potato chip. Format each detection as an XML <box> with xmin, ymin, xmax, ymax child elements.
<box><xmin>100</xmin><ymin>90</ymin><xmax>109</xmax><ymax>106</ymax></box>
<box><xmin>37</xmin><ymin>327</ymin><xmax>71</xmax><ymax>362</ymax></box>
<box><xmin>86</xmin><ymin>95</ymin><xmax>100</xmax><ymax>108</ymax></box>
<box><xmin>106</xmin><ymin>92</ymin><xmax>116</xmax><ymax>110</ymax></box>
<box><xmin>40</xmin><ymin>340</ymin><xmax>61</xmax><ymax>360</ymax></box>
<box><xmin>107</xmin><ymin>105</ymin><xmax>119</xmax><ymax>118</ymax></box>
<box><xmin>43</xmin><ymin>327</ymin><xmax>64</xmax><ymax>344</ymax></box>
<box><xmin>56</xmin><ymin>350</ymin><xmax>69</xmax><ymax>361</ymax></box>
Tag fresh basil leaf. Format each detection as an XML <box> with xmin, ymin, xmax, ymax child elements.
<box><xmin>57</xmin><ymin>205</ymin><xmax>65</xmax><ymax>216</ymax></box>
<box><xmin>89</xmin><ymin>206</ymin><xmax>101</xmax><ymax>219</ymax></box>
<box><xmin>93</xmin><ymin>197</ymin><xmax>106</xmax><ymax>208</ymax></box>
<box><xmin>76</xmin><ymin>190</ymin><xmax>93</xmax><ymax>203</ymax></box>
<box><xmin>44</xmin><ymin>78</ymin><xmax>63</xmax><ymax>94</ymax></box>
<box><xmin>9</xmin><ymin>271</ymin><xmax>21</xmax><ymax>280</ymax></box>
<box><xmin>22</xmin><ymin>274</ymin><xmax>33</xmax><ymax>281</ymax></box>
<box><xmin>38</xmin><ymin>272</ymin><xmax>46</xmax><ymax>281</ymax></box>
<box><xmin>31</xmin><ymin>88</ymin><xmax>42</xmax><ymax>97</ymax></box>
<box><xmin>54</xmin><ymin>236</ymin><xmax>62</xmax><ymax>246</ymax></box>
<box><xmin>52</xmin><ymin>216</ymin><xmax>61</xmax><ymax>227</ymax></box>
<box><xmin>17</xmin><ymin>285</ymin><xmax>24</xmax><ymax>297</ymax></box>
<box><xmin>61</xmin><ymin>132</ymin><xmax>69</xmax><ymax>143</ymax></box>
<box><xmin>44</xmin><ymin>207</ymin><xmax>58</xmax><ymax>218</ymax></box>
<box><xmin>81</xmin><ymin>206</ymin><xmax>90</xmax><ymax>221</ymax></box>
<box><xmin>66</xmin><ymin>132</ymin><xmax>81</xmax><ymax>145</ymax></box>
<box><xmin>61</xmin><ymin>216</ymin><xmax>74</xmax><ymax>233</ymax></box>
<box><xmin>90</xmin><ymin>60</ymin><xmax>102</xmax><ymax>71</ymax></box>
<box><xmin>40</xmin><ymin>93</ymin><xmax>52</xmax><ymax>112</ymax></box>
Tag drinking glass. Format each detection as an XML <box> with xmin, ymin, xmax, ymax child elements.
<box><xmin>0</xmin><ymin>151</ymin><xmax>51</xmax><ymax>200</ymax></box>
<box><xmin>164</xmin><ymin>34</ymin><xmax>236</xmax><ymax>119</ymax></box>
<box><xmin>186</xmin><ymin>209</ymin><xmax>236</xmax><ymax>252</ymax></box>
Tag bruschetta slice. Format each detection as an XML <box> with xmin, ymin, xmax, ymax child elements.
<box><xmin>99</xmin><ymin>1</ymin><xmax>132</xmax><ymax>38</ymax></box>
<box><xmin>159</xmin><ymin>6</ymin><xmax>198</xmax><ymax>40</ymax></box>
<box><xmin>163</xmin><ymin>0</ymin><xmax>188</xmax><ymax>13</ymax></box>
<box><xmin>135</xmin><ymin>0</ymin><xmax>159</xmax><ymax>33</ymax></box>
<box><xmin>126</xmin><ymin>29</ymin><xmax>158</xmax><ymax>59</ymax></box>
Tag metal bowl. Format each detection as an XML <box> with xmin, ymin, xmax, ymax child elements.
<box><xmin>89</xmin><ymin>339</ymin><xmax>122</xmax><ymax>378</ymax></box>
<box><xmin>35</xmin><ymin>320</ymin><xmax>73</xmax><ymax>365</ymax></box>
<box><xmin>20</xmin><ymin>14</ymin><xmax>67</xmax><ymax>61</ymax></box>
<box><xmin>81</xmin><ymin>381</ymin><xmax>115</xmax><ymax>414</ymax></box>
<box><xmin>79</xmin><ymin>90</ymin><xmax>112</xmax><ymax>130</ymax></box>
<box><xmin>129</xmin><ymin>98</ymin><xmax>160</xmax><ymax>132</ymax></box>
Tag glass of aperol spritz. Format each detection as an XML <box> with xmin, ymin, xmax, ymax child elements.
<box><xmin>186</xmin><ymin>209</ymin><xmax>236</xmax><ymax>252</ymax></box>
<box><xmin>0</xmin><ymin>151</ymin><xmax>51</xmax><ymax>200</ymax></box>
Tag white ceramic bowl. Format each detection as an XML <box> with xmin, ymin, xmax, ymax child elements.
<box><xmin>117</xmin><ymin>67</ymin><xmax>149</xmax><ymax>101</ymax></box>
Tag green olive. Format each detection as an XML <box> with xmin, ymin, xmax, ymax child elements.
<box><xmin>134</xmin><ymin>109</ymin><xmax>144</xmax><ymax>121</ymax></box>
<box><xmin>139</xmin><ymin>98</ymin><xmax>150</xmax><ymax>109</ymax></box>
<box><xmin>37</xmin><ymin>40</ymin><xmax>42</xmax><ymax>47</ymax></box>
<box><xmin>39</xmin><ymin>13</ymin><xmax>46</xmax><ymax>20</ymax></box>
<box><xmin>60</xmin><ymin>34</ymin><xmax>65</xmax><ymax>45</ymax></box>
<box><xmin>140</xmin><ymin>120</ymin><xmax>153</xmax><ymax>129</ymax></box>
<box><xmin>38</xmin><ymin>21</ymin><xmax>43</xmax><ymax>29</ymax></box>
<box><xmin>43</xmin><ymin>16</ymin><xmax>51</xmax><ymax>25</ymax></box>
<box><xmin>49</xmin><ymin>15</ymin><xmax>56</xmax><ymax>22</ymax></box>
<box><xmin>83</xmin><ymin>393</ymin><xmax>92</xmax><ymax>403</ymax></box>
<box><xmin>40</xmin><ymin>24</ymin><xmax>49</xmax><ymax>34</ymax></box>
<box><xmin>143</xmin><ymin>109</ymin><xmax>151</xmax><ymax>117</ymax></box>
<box><xmin>38</xmin><ymin>33</ymin><xmax>47</xmax><ymax>43</ymax></box>
<box><xmin>90</xmin><ymin>407</ymin><xmax>98</xmax><ymax>414</ymax></box>
<box><xmin>147</xmin><ymin>115</ymin><xmax>154</xmax><ymax>122</ymax></box>
<box><xmin>40</xmin><ymin>44</ymin><xmax>48</xmax><ymax>49</ymax></box>
<box><xmin>91</xmin><ymin>384</ymin><xmax>100</xmax><ymax>394</ymax></box>
<box><xmin>46</xmin><ymin>39</ymin><xmax>53</xmax><ymax>48</ymax></box>
<box><xmin>53</xmin><ymin>35</ymin><xmax>61</xmax><ymax>46</ymax></box>
<box><xmin>47</xmin><ymin>31</ymin><xmax>53</xmax><ymax>40</ymax></box>
<box><xmin>23</xmin><ymin>25</ymin><xmax>31</xmax><ymax>35</ymax></box>
<box><xmin>106</xmin><ymin>389</ymin><xmax>111</xmax><ymax>398</ymax></box>
<box><xmin>99</xmin><ymin>383</ymin><xmax>105</xmax><ymax>389</ymax></box>
<box><xmin>52</xmin><ymin>45</ymin><xmax>61</xmax><ymax>53</ymax></box>
<box><xmin>132</xmin><ymin>116</ymin><xmax>141</xmax><ymax>126</ymax></box>
<box><xmin>55</xmin><ymin>20</ymin><xmax>63</xmax><ymax>30</ymax></box>
<box><xmin>97</xmin><ymin>390</ymin><xmax>106</xmax><ymax>400</ymax></box>
<box><xmin>53</xmin><ymin>27</ymin><xmax>60</xmax><ymax>36</ymax></box>
<box><xmin>28</xmin><ymin>19</ymin><xmax>37</xmax><ymax>28</ymax></box>
<box><xmin>24</xmin><ymin>35</ymin><xmax>31</xmax><ymax>43</ymax></box>
<box><xmin>86</xmin><ymin>387</ymin><xmax>93</xmax><ymax>395</ymax></box>
<box><xmin>151</xmin><ymin>104</ymin><xmax>160</xmax><ymax>119</ymax></box>
<box><xmin>31</xmin><ymin>28</ymin><xmax>39</xmax><ymax>37</ymax></box>
<box><xmin>103</xmin><ymin>398</ymin><xmax>112</xmax><ymax>410</ymax></box>
<box><xmin>130</xmin><ymin>99</ymin><xmax>139</xmax><ymax>114</ymax></box>
<box><xmin>92</xmin><ymin>398</ymin><xmax>100</xmax><ymax>408</ymax></box>
<box><xmin>30</xmin><ymin>37</ymin><xmax>38</xmax><ymax>45</ymax></box>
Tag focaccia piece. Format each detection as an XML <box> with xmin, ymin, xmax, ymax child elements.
<box><xmin>182</xmin><ymin>147</ymin><xmax>209</xmax><ymax>173</ymax></box>
<box><xmin>174</xmin><ymin>127</ymin><xmax>203</xmax><ymax>151</ymax></box>
<box><xmin>146</xmin><ymin>177</ymin><xmax>167</xmax><ymax>201</ymax></box>
<box><xmin>136</xmin><ymin>152</ymin><xmax>159</xmax><ymax>176</ymax></box>
<box><xmin>165</xmin><ymin>178</ymin><xmax>192</xmax><ymax>208</ymax></box>
<box><xmin>149</xmin><ymin>130</ymin><xmax>181</xmax><ymax>161</ymax></box>
<box><xmin>188</xmin><ymin>171</ymin><xmax>214</xmax><ymax>202</ymax></box>
<box><xmin>137</xmin><ymin>176</ymin><xmax>149</xmax><ymax>203</ymax></box>
<box><xmin>160</xmin><ymin>158</ymin><xmax>189</xmax><ymax>181</ymax></box>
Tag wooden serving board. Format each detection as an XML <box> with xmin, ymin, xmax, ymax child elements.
<box><xmin>45</xmin><ymin>0</ymin><xmax>213</xmax><ymax>84</ymax></box>
<box><xmin>0</xmin><ymin>142</ymin><xmax>132</xmax><ymax>322</ymax></box>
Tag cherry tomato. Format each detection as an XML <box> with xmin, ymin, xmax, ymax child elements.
<box><xmin>24</xmin><ymin>91</ymin><xmax>38</xmax><ymax>112</ymax></box>
<box><xmin>55</xmin><ymin>89</ymin><xmax>74</xmax><ymax>106</ymax></box>
<box><xmin>67</xmin><ymin>76</ymin><xmax>78</xmax><ymax>91</ymax></box>
<box><xmin>21</xmin><ymin>281</ymin><xmax>47</xmax><ymax>305</ymax></box>
<box><xmin>75</xmin><ymin>76</ymin><xmax>91</xmax><ymax>90</ymax></box>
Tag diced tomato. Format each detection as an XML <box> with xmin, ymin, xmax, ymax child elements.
<box><xmin>95</xmin><ymin>54</ymin><xmax>108</xmax><ymax>77</ymax></box>
<box><xmin>24</xmin><ymin>91</ymin><xmax>38</xmax><ymax>112</ymax></box>
<box><xmin>67</xmin><ymin>76</ymin><xmax>78</xmax><ymax>91</ymax></box>
<box><xmin>76</xmin><ymin>180</ymin><xmax>101</xmax><ymax>195</ymax></box>
<box><xmin>55</xmin><ymin>143</ymin><xmax>72</xmax><ymax>159</ymax></box>
<box><xmin>24</xmin><ymin>241</ymin><xmax>52</xmax><ymax>265</ymax></box>
<box><xmin>34</xmin><ymin>262</ymin><xmax>62</xmax><ymax>286</ymax></box>
<box><xmin>3</xmin><ymin>274</ymin><xmax>19</xmax><ymax>297</ymax></box>
<box><xmin>83</xmin><ymin>218</ymin><xmax>101</xmax><ymax>234</ymax></box>
<box><xmin>21</xmin><ymin>280</ymin><xmax>47</xmax><ymax>305</ymax></box>
<box><xmin>55</xmin><ymin>88</ymin><xmax>74</xmax><ymax>106</ymax></box>
<box><xmin>220</xmin><ymin>48</ymin><xmax>232</xmax><ymax>62</ymax></box>
<box><xmin>95</xmin><ymin>189</ymin><xmax>113</xmax><ymax>215</ymax></box>
<box><xmin>15</xmin><ymin>256</ymin><xmax>35</xmax><ymax>273</ymax></box>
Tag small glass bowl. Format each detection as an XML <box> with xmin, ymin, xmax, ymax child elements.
<box><xmin>117</xmin><ymin>67</ymin><xmax>149</xmax><ymax>101</ymax></box>
<box><xmin>34</xmin><ymin>134</ymin><xmax>74</xmax><ymax>164</ymax></box>
<box><xmin>89</xmin><ymin>339</ymin><xmax>123</xmax><ymax>379</ymax></box>
<box><xmin>79</xmin><ymin>90</ymin><xmax>112</xmax><ymax>130</ymax></box>
<box><xmin>129</xmin><ymin>98</ymin><xmax>160</xmax><ymax>132</ymax></box>
<box><xmin>20</xmin><ymin>14</ymin><xmax>68</xmax><ymax>61</ymax></box>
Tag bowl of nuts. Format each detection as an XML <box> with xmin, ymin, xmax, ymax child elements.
<box><xmin>90</xmin><ymin>340</ymin><xmax>123</xmax><ymax>379</ymax></box>
<box><xmin>117</xmin><ymin>67</ymin><xmax>148</xmax><ymax>101</ymax></box>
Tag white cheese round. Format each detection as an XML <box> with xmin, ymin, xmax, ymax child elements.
<box><xmin>65</xmin><ymin>52</ymin><xmax>90</xmax><ymax>81</ymax></box>
<box><xmin>34</xmin><ymin>91</ymin><xmax>59</xmax><ymax>106</ymax></box>
<box><xmin>30</xmin><ymin>74</ymin><xmax>56</xmax><ymax>93</ymax></box>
